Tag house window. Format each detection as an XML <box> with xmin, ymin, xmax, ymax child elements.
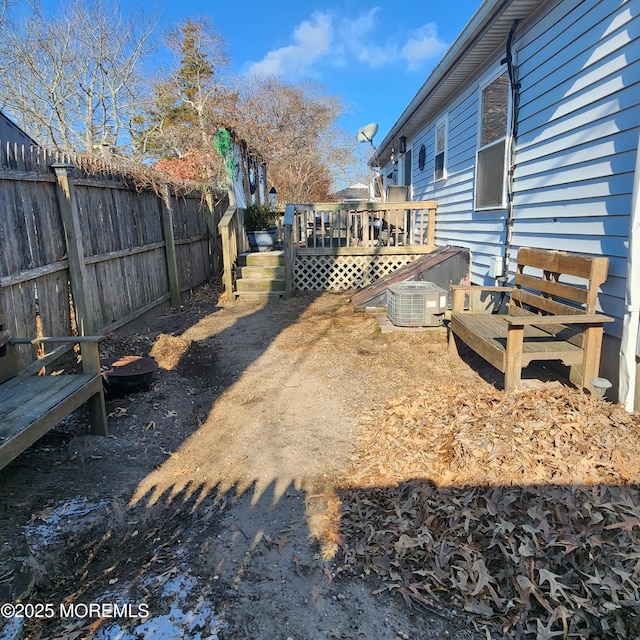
<box><xmin>475</xmin><ymin>71</ymin><xmax>510</xmax><ymax>209</ymax></box>
<box><xmin>434</xmin><ymin>117</ymin><xmax>447</xmax><ymax>181</ymax></box>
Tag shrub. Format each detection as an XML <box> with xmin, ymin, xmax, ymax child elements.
<box><xmin>244</xmin><ymin>203</ymin><xmax>279</xmax><ymax>231</ymax></box>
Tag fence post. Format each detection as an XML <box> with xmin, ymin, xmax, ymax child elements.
<box><xmin>160</xmin><ymin>185</ymin><xmax>181</xmax><ymax>308</ymax></box>
<box><xmin>51</xmin><ymin>163</ymin><xmax>95</xmax><ymax>336</ymax></box>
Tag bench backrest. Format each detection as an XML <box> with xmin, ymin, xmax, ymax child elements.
<box><xmin>0</xmin><ymin>312</ymin><xmax>18</xmax><ymax>384</ymax></box>
<box><xmin>509</xmin><ymin>248</ymin><xmax>609</xmax><ymax>318</ymax></box>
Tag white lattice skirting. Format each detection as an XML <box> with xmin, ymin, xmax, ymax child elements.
<box><xmin>294</xmin><ymin>254</ymin><xmax>420</xmax><ymax>290</ymax></box>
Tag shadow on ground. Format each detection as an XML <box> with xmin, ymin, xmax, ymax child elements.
<box><xmin>2</xmin><ymin>282</ymin><xmax>636</xmax><ymax>639</ymax></box>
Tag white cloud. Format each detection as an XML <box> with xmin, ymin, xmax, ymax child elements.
<box><xmin>248</xmin><ymin>13</ymin><xmax>332</xmax><ymax>77</ymax></box>
<box><xmin>401</xmin><ymin>23</ymin><xmax>448</xmax><ymax>69</ymax></box>
<box><xmin>247</xmin><ymin>9</ymin><xmax>447</xmax><ymax>79</ymax></box>
<box><xmin>356</xmin><ymin>44</ymin><xmax>395</xmax><ymax>68</ymax></box>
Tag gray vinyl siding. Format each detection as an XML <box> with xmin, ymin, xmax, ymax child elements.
<box><xmin>510</xmin><ymin>0</ymin><xmax>640</xmax><ymax>339</ymax></box>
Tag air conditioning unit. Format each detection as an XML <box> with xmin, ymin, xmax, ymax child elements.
<box><xmin>387</xmin><ymin>281</ymin><xmax>448</xmax><ymax>327</ymax></box>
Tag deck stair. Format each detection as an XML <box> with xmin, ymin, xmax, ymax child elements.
<box><xmin>235</xmin><ymin>251</ymin><xmax>286</xmax><ymax>300</ymax></box>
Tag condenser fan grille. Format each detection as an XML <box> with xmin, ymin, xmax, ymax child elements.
<box><xmin>387</xmin><ymin>281</ymin><xmax>447</xmax><ymax>327</ymax></box>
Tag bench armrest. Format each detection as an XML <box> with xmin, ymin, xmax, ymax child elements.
<box><xmin>450</xmin><ymin>285</ymin><xmax>512</xmax><ymax>313</ymax></box>
<box><xmin>10</xmin><ymin>336</ymin><xmax>104</xmax><ymax>376</ymax></box>
<box><xmin>504</xmin><ymin>314</ymin><xmax>614</xmax><ymax>326</ymax></box>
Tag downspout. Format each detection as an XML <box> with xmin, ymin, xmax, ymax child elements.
<box><xmin>499</xmin><ymin>19</ymin><xmax>521</xmax><ymax>285</ymax></box>
<box><xmin>619</xmin><ymin>132</ymin><xmax>640</xmax><ymax>412</ymax></box>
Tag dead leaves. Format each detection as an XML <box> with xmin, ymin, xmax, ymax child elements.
<box><xmin>337</xmin><ymin>481</ymin><xmax>640</xmax><ymax>637</ymax></box>
<box><xmin>335</xmin><ymin>386</ymin><xmax>640</xmax><ymax>638</ymax></box>
<box><xmin>348</xmin><ymin>386</ymin><xmax>640</xmax><ymax>488</ymax></box>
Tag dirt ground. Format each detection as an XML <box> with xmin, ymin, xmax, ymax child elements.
<box><xmin>0</xmin><ymin>280</ymin><xmax>637</xmax><ymax>639</ymax></box>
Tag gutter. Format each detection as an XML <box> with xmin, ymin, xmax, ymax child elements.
<box><xmin>500</xmin><ymin>19</ymin><xmax>521</xmax><ymax>284</ymax></box>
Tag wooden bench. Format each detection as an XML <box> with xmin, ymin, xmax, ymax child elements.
<box><xmin>0</xmin><ymin>312</ymin><xmax>107</xmax><ymax>471</ymax></box>
<box><xmin>448</xmin><ymin>248</ymin><xmax>614</xmax><ymax>393</ymax></box>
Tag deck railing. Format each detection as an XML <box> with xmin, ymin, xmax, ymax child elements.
<box><xmin>284</xmin><ymin>200</ymin><xmax>436</xmax><ymax>253</ymax></box>
<box><xmin>218</xmin><ymin>205</ymin><xmax>247</xmax><ymax>300</ymax></box>
<box><xmin>283</xmin><ymin>200</ymin><xmax>437</xmax><ymax>295</ymax></box>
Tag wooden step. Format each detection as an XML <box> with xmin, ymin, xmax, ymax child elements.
<box><xmin>237</xmin><ymin>251</ymin><xmax>284</xmax><ymax>267</ymax></box>
<box><xmin>235</xmin><ymin>291</ymin><xmax>286</xmax><ymax>301</ymax></box>
<box><xmin>236</xmin><ymin>278</ymin><xmax>286</xmax><ymax>292</ymax></box>
<box><xmin>237</xmin><ymin>265</ymin><xmax>285</xmax><ymax>280</ymax></box>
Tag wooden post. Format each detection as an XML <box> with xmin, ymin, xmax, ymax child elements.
<box><xmin>451</xmin><ymin>287</ymin><xmax>467</xmax><ymax>313</ymax></box>
<box><xmin>81</xmin><ymin>339</ymin><xmax>108</xmax><ymax>436</ymax></box>
<box><xmin>218</xmin><ymin>204</ymin><xmax>238</xmax><ymax>301</ymax></box>
<box><xmin>581</xmin><ymin>324</ymin><xmax>605</xmax><ymax>393</ymax></box>
<box><xmin>51</xmin><ymin>163</ymin><xmax>95</xmax><ymax>336</ymax></box>
<box><xmin>284</xmin><ymin>224</ymin><xmax>294</xmax><ymax>297</ymax></box>
<box><xmin>204</xmin><ymin>189</ymin><xmax>220</xmax><ymax>276</ymax></box>
<box><xmin>52</xmin><ymin>164</ymin><xmax>107</xmax><ymax>436</ymax></box>
<box><xmin>504</xmin><ymin>324</ymin><xmax>524</xmax><ymax>391</ymax></box>
<box><xmin>160</xmin><ymin>185</ymin><xmax>181</xmax><ymax>308</ymax></box>
<box><xmin>427</xmin><ymin>204</ymin><xmax>436</xmax><ymax>249</ymax></box>
<box><xmin>283</xmin><ymin>204</ymin><xmax>295</xmax><ymax>298</ymax></box>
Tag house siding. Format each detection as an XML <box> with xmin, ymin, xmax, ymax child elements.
<box><xmin>511</xmin><ymin>0</ymin><xmax>640</xmax><ymax>341</ymax></box>
<box><xmin>410</xmin><ymin>60</ymin><xmax>509</xmax><ymax>285</ymax></box>
<box><xmin>0</xmin><ymin>111</ymin><xmax>37</xmax><ymax>147</ymax></box>
<box><xmin>403</xmin><ymin>0</ymin><xmax>638</xmax><ymax>343</ymax></box>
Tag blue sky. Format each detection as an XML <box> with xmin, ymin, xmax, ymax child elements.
<box><xmin>28</xmin><ymin>0</ymin><xmax>484</xmax><ymax>160</ymax></box>
<box><xmin>148</xmin><ymin>0</ymin><xmax>484</xmax><ymax>146</ymax></box>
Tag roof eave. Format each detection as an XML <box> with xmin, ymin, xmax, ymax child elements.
<box><xmin>372</xmin><ymin>0</ymin><xmax>546</xmax><ymax>167</ymax></box>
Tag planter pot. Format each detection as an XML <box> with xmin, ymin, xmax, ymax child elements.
<box><xmin>247</xmin><ymin>230</ymin><xmax>276</xmax><ymax>252</ymax></box>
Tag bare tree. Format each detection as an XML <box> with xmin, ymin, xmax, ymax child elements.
<box><xmin>232</xmin><ymin>76</ymin><xmax>355</xmax><ymax>203</ymax></box>
<box><xmin>135</xmin><ymin>17</ymin><xmax>236</xmax><ymax>182</ymax></box>
<box><xmin>0</xmin><ymin>0</ymin><xmax>157</xmax><ymax>153</ymax></box>
<box><xmin>133</xmin><ymin>20</ymin><xmax>355</xmax><ymax>201</ymax></box>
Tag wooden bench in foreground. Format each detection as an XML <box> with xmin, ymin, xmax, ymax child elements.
<box><xmin>0</xmin><ymin>313</ymin><xmax>107</xmax><ymax>471</ymax></box>
<box><xmin>448</xmin><ymin>248</ymin><xmax>614</xmax><ymax>393</ymax></box>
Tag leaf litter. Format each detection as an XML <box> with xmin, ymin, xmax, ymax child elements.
<box><xmin>332</xmin><ymin>385</ymin><xmax>640</xmax><ymax>638</ymax></box>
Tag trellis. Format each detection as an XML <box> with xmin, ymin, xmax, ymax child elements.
<box><xmin>294</xmin><ymin>254</ymin><xmax>421</xmax><ymax>291</ymax></box>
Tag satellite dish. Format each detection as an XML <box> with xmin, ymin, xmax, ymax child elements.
<box><xmin>356</xmin><ymin>122</ymin><xmax>379</xmax><ymax>144</ymax></box>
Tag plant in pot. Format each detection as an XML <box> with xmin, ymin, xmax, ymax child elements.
<box><xmin>244</xmin><ymin>203</ymin><xmax>280</xmax><ymax>252</ymax></box>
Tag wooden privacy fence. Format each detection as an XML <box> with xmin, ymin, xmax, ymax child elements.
<box><xmin>0</xmin><ymin>143</ymin><xmax>227</xmax><ymax>369</ymax></box>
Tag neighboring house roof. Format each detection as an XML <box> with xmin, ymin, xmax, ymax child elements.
<box><xmin>330</xmin><ymin>183</ymin><xmax>370</xmax><ymax>201</ymax></box>
<box><xmin>0</xmin><ymin>110</ymin><xmax>38</xmax><ymax>147</ymax></box>
<box><xmin>374</xmin><ymin>0</ymin><xmax>546</xmax><ymax>167</ymax></box>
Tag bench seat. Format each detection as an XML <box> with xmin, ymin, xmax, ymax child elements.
<box><xmin>450</xmin><ymin>312</ymin><xmax>586</xmax><ymax>374</ymax></box>
<box><xmin>0</xmin><ymin>319</ymin><xmax>107</xmax><ymax>471</ymax></box>
<box><xmin>448</xmin><ymin>248</ymin><xmax>614</xmax><ymax>393</ymax></box>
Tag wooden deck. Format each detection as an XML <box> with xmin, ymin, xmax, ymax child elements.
<box><xmin>283</xmin><ymin>200</ymin><xmax>437</xmax><ymax>294</ymax></box>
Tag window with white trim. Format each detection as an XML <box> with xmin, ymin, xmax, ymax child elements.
<box><xmin>475</xmin><ymin>71</ymin><xmax>510</xmax><ymax>210</ymax></box>
<box><xmin>434</xmin><ymin>117</ymin><xmax>447</xmax><ymax>181</ymax></box>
